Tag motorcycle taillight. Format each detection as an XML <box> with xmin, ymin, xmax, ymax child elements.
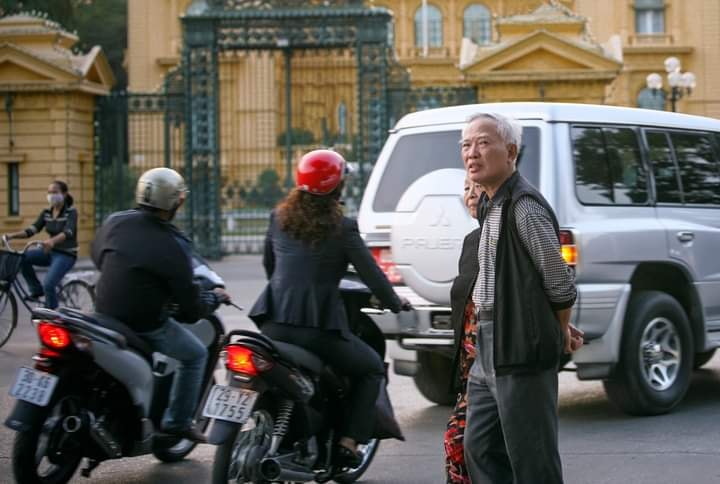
<box><xmin>37</xmin><ymin>321</ymin><xmax>72</xmax><ymax>350</ymax></box>
<box><xmin>224</xmin><ymin>345</ymin><xmax>273</xmax><ymax>376</ymax></box>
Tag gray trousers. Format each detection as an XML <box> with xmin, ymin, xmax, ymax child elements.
<box><xmin>464</xmin><ymin>319</ymin><xmax>563</xmax><ymax>484</ymax></box>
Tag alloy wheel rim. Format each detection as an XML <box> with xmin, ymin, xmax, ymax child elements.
<box><xmin>639</xmin><ymin>317</ymin><xmax>681</xmax><ymax>391</ymax></box>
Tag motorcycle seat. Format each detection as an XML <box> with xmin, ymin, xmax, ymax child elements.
<box><xmin>272</xmin><ymin>341</ymin><xmax>325</xmax><ymax>375</ymax></box>
<box><xmin>86</xmin><ymin>312</ymin><xmax>154</xmax><ymax>360</ymax></box>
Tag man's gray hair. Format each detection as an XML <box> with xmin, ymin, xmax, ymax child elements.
<box><xmin>465</xmin><ymin>112</ymin><xmax>523</xmax><ymax>149</ymax></box>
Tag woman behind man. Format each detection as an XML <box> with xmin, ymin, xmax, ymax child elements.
<box><xmin>249</xmin><ymin>149</ymin><xmax>408</xmax><ymax>468</ymax></box>
<box><xmin>4</xmin><ymin>180</ymin><xmax>77</xmax><ymax>309</ymax></box>
<box><xmin>444</xmin><ymin>176</ymin><xmax>482</xmax><ymax>483</ymax></box>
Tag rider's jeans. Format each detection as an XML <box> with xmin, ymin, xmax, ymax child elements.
<box><xmin>21</xmin><ymin>249</ymin><xmax>76</xmax><ymax>309</ymax></box>
<box><xmin>137</xmin><ymin>318</ymin><xmax>208</xmax><ymax>431</ymax></box>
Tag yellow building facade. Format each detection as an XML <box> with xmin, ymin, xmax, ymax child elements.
<box><xmin>0</xmin><ymin>14</ymin><xmax>114</xmax><ymax>254</ymax></box>
<box><xmin>128</xmin><ymin>0</ymin><xmax>720</xmax><ymax>116</ymax></box>
<box><xmin>125</xmin><ymin>0</ymin><xmax>720</xmax><ymax>193</ymax></box>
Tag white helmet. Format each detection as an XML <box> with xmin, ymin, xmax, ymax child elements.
<box><xmin>135</xmin><ymin>167</ymin><xmax>187</xmax><ymax>211</ymax></box>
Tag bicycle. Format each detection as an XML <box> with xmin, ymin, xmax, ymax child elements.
<box><xmin>0</xmin><ymin>236</ymin><xmax>95</xmax><ymax>348</ymax></box>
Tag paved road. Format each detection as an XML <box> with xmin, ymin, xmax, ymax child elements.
<box><xmin>1</xmin><ymin>255</ymin><xmax>720</xmax><ymax>483</ymax></box>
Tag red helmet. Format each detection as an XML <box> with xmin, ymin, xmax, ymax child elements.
<box><xmin>296</xmin><ymin>149</ymin><xmax>345</xmax><ymax>195</ymax></box>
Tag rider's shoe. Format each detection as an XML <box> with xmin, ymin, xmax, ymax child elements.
<box><xmin>333</xmin><ymin>445</ymin><xmax>362</xmax><ymax>469</ymax></box>
<box><xmin>24</xmin><ymin>292</ymin><xmax>43</xmax><ymax>303</ymax></box>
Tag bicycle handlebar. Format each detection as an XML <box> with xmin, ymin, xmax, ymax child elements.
<box><xmin>1</xmin><ymin>235</ymin><xmax>45</xmax><ymax>254</ymax></box>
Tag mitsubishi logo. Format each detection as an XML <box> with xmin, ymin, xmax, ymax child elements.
<box><xmin>429</xmin><ymin>207</ymin><xmax>451</xmax><ymax>227</ymax></box>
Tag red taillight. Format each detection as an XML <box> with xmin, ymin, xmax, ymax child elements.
<box><xmin>38</xmin><ymin>322</ymin><xmax>71</xmax><ymax>350</ymax></box>
<box><xmin>225</xmin><ymin>345</ymin><xmax>258</xmax><ymax>376</ymax></box>
<box><xmin>371</xmin><ymin>247</ymin><xmax>403</xmax><ymax>284</ymax></box>
<box><xmin>559</xmin><ymin>230</ymin><xmax>577</xmax><ymax>266</ymax></box>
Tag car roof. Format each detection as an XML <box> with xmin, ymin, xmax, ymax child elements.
<box><xmin>392</xmin><ymin>102</ymin><xmax>720</xmax><ymax>132</ymax></box>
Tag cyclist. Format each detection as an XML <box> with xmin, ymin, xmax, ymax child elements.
<box><xmin>91</xmin><ymin>167</ymin><xmax>228</xmax><ymax>442</ymax></box>
<box><xmin>4</xmin><ymin>180</ymin><xmax>77</xmax><ymax>309</ymax></box>
<box><xmin>249</xmin><ymin>149</ymin><xmax>409</xmax><ymax>467</ymax></box>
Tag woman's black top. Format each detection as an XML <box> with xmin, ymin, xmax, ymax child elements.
<box><xmin>24</xmin><ymin>204</ymin><xmax>78</xmax><ymax>257</ymax></box>
<box><xmin>249</xmin><ymin>211</ymin><xmax>402</xmax><ymax>337</ymax></box>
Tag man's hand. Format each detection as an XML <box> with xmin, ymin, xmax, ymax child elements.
<box><xmin>563</xmin><ymin>323</ymin><xmax>584</xmax><ymax>354</ymax></box>
<box><xmin>213</xmin><ymin>287</ymin><xmax>231</xmax><ymax>304</ymax></box>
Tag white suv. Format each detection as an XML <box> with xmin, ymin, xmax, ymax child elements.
<box><xmin>358</xmin><ymin>102</ymin><xmax>720</xmax><ymax>414</ymax></box>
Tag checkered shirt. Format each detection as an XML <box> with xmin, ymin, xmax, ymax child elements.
<box><xmin>472</xmin><ymin>192</ymin><xmax>576</xmax><ymax>310</ymax></box>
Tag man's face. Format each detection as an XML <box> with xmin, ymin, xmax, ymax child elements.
<box><xmin>461</xmin><ymin>118</ymin><xmax>517</xmax><ymax>188</ymax></box>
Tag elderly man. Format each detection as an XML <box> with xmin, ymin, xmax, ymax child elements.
<box><xmin>455</xmin><ymin>113</ymin><xmax>583</xmax><ymax>484</ymax></box>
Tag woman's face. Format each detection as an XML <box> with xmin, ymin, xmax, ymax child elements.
<box><xmin>463</xmin><ymin>178</ymin><xmax>481</xmax><ymax>219</ymax></box>
<box><xmin>47</xmin><ymin>183</ymin><xmax>64</xmax><ymax>207</ymax></box>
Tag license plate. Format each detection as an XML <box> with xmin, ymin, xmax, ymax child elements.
<box><xmin>9</xmin><ymin>367</ymin><xmax>59</xmax><ymax>407</ymax></box>
<box><xmin>202</xmin><ymin>385</ymin><xmax>258</xmax><ymax>424</ymax></box>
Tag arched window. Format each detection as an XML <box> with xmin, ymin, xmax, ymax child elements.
<box><xmin>414</xmin><ymin>4</ymin><xmax>443</xmax><ymax>48</ymax></box>
<box><xmin>464</xmin><ymin>4</ymin><xmax>492</xmax><ymax>45</ymax></box>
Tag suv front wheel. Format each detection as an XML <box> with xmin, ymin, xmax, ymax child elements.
<box><xmin>603</xmin><ymin>291</ymin><xmax>693</xmax><ymax>416</ymax></box>
<box><xmin>414</xmin><ymin>351</ymin><xmax>456</xmax><ymax>406</ymax></box>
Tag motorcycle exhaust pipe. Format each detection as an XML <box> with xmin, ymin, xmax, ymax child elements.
<box><xmin>62</xmin><ymin>415</ymin><xmax>83</xmax><ymax>433</ymax></box>
<box><xmin>259</xmin><ymin>458</ymin><xmax>315</xmax><ymax>482</ymax></box>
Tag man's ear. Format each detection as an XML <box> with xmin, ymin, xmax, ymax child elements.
<box><xmin>508</xmin><ymin>144</ymin><xmax>518</xmax><ymax>164</ymax></box>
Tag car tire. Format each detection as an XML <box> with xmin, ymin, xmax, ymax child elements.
<box><xmin>693</xmin><ymin>349</ymin><xmax>716</xmax><ymax>369</ymax></box>
<box><xmin>603</xmin><ymin>290</ymin><xmax>693</xmax><ymax>416</ymax></box>
<box><xmin>413</xmin><ymin>351</ymin><xmax>455</xmax><ymax>406</ymax></box>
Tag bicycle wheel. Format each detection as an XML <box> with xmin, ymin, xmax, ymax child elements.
<box><xmin>0</xmin><ymin>288</ymin><xmax>18</xmax><ymax>348</ymax></box>
<box><xmin>57</xmin><ymin>280</ymin><xmax>95</xmax><ymax>312</ymax></box>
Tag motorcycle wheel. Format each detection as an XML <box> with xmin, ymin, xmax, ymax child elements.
<box><xmin>212</xmin><ymin>410</ymin><xmax>273</xmax><ymax>484</ymax></box>
<box><xmin>152</xmin><ymin>412</ymin><xmax>213</xmax><ymax>463</ymax></box>
<box><xmin>332</xmin><ymin>439</ymin><xmax>380</xmax><ymax>484</ymax></box>
<box><xmin>152</xmin><ymin>435</ymin><xmax>199</xmax><ymax>463</ymax></box>
<box><xmin>12</xmin><ymin>395</ymin><xmax>84</xmax><ymax>484</ymax></box>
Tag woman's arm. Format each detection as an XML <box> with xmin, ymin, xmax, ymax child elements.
<box><xmin>343</xmin><ymin>218</ymin><xmax>403</xmax><ymax>313</ymax></box>
<box><xmin>6</xmin><ymin>210</ymin><xmax>47</xmax><ymax>240</ymax></box>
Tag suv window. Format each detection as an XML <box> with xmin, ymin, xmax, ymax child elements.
<box><xmin>645</xmin><ymin>130</ymin><xmax>682</xmax><ymax>203</ymax></box>
<box><xmin>669</xmin><ymin>131</ymin><xmax>720</xmax><ymax>205</ymax></box>
<box><xmin>373</xmin><ymin>127</ymin><xmax>540</xmax><ymax>212</ymax></box>
<box><xmin>571</xmin><ymin>126</ymin><xmax>648</xmax><ymax>205</ymax></box>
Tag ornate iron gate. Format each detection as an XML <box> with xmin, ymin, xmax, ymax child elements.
<box><xmin>95</xmin><ymin>1</ymin><xmax>477</xmax><ymax>257</ymax></box>
<box><xmin>94</xmin><ymin>79</ymin><xmax>186</xmax><ymax>229</ymax></box>
<box><xmin>178</xmin><ymin>0</ymin><xmax>394</xmax><ymax>258</ymax></box>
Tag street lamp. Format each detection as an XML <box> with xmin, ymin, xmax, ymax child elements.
<box><xmin>646</xmin><ymin>56</ymin><xmax>696</xmax><ymax>112</ymax></box>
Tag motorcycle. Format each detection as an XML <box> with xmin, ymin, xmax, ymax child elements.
<box><xmin>4</xmin><ymin>280</ymin><xmax>227</xmax><ymax>484</ymax></box>
<box><xmin>207</xmin><ymin>277</ymin><xmax>406</xmax><ymax>484</ymax></box>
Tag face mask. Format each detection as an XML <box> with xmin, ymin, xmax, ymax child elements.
<box><xmin>47</xmin><ymin>194</ymin><xmax>64</xmax><ymax>206</ymax></box>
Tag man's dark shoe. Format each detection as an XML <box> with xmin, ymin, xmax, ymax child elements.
<box><xmin>334</xmin><ymin>445</ymin><xmax>362</xmax><ymax>469</ymax></box>
<box><xmin>162</xmin><ymin>426</ymin><xmax>207</xmax><ymax>443</ymax></box>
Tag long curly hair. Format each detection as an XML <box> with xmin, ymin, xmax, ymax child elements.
<box><xmin>276</xmin><ymin>185</ymin><xmax>343</xmax><ymax>246</ymax></box>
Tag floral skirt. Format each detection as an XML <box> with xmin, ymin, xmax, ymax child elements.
<box><xmin>444</xmin><ymin>300</ymin><xmax>478</xmax><ymax>484</ymax></box>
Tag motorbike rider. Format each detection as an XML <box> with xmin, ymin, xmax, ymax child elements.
<box><xmin>91</xmin><ymin>167</ymin><xmax>229</xmax><ymax>443</ymax></box>
<box><xmin>249</xmin><ymin>149</ymin><xmax>409</xmax><ymax>468</ymax></box>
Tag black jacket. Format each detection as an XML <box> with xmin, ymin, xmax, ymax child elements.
<box><xmin>249</xmin><ymin>211</ymin><xmax>402</xmax><ymax>336</ymax></box>
<box><xmin>450</xmin><ymin>173</ymin><xmax>575</xmax><ymax>386</ymax></box>
<box><xmin>91</xmin><ymin>209</ymin><xmax>217</xmax><ymax>332</ymax></box>
<box><xmin>25</xmin><ymin>204</ymin><xmax>78</xmax><ymax>256</ymax></box>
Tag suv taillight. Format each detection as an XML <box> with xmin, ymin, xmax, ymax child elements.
<box><xmin>559</xmin><ymin>230</ymin><xmax>577</xmax><ymax>266</ymax></box>
<box><xmin>370</xmin><ymin>247</ymin><xmax>403</xmax><ymax>284</ymax></box>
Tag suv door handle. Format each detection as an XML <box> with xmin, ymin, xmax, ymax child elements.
<box><xmin>677</xmin><ymin>231</ymin><xmax>695</xmax><ymax>243</ymax></box>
